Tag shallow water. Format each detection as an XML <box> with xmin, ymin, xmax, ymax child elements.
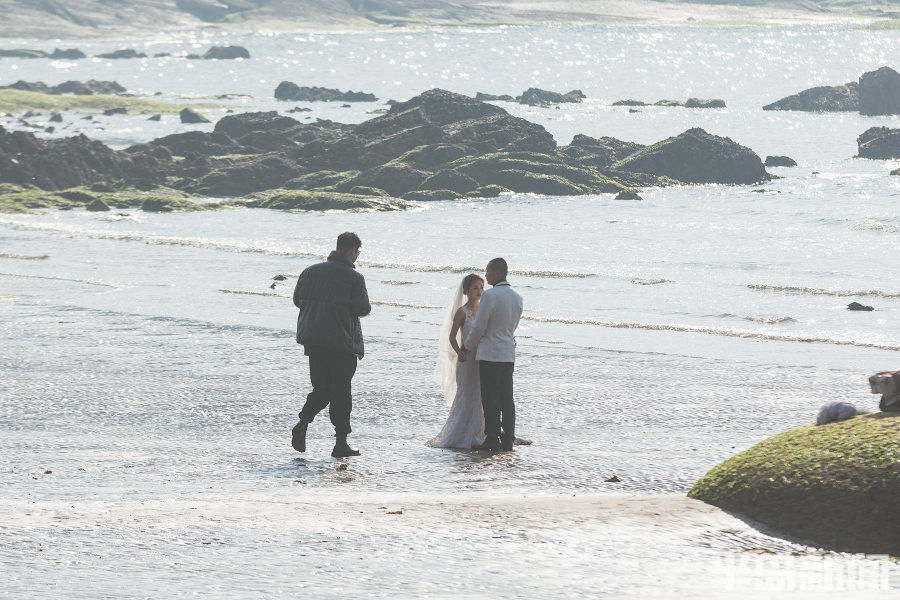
<box><xmin>1</xmin><ymin>24</ymin><xmax>899</xmax><ymax>597</ymax></box>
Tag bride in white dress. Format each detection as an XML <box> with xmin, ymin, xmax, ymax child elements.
<box><xmin>427</xmin><ymin>273</ymin><xmax>487</xmax><ymax>449</ymax></box>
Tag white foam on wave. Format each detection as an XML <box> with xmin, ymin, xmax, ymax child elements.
<box><xmin>0</xmin><ymin>272</ymin><xmax>123</xmax><ymax>288</ymax></box>
<box><xmin>748</xmin><ymin>283</ymin><xmax>900</xmax><ymax>299</ymax></box>
<box><xmin>0</xmin><ymin>253</ymin><xmax>49</xmax><ymax>260</ymax></box>
<box><xmin>850</xmin><ymin>219</ymin><xmax>900</xmax><ymax>234</ymax></box>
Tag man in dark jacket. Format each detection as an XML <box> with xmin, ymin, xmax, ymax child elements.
<box><xmin>291</xmin><ymin>232</ymin><xmax>371</xmax><ymax>457</ymax></box>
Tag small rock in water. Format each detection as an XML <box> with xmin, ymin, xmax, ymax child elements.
<box><xmin>147</xmin><ymin>114</ymin><xmax>161</xmax><ymax>121</ymax></box>
<box><xmin>86</xmin><ymin>199</ymin><xmax>111</xmax><ymax>212</ymax></box>
<box><xmin>272</xmin><ymin>275</ymin><xmax>287</xmax><ymax>281</ymax></box>
<box><xmin>765</xmin><ymin>155</ymin><xmax>798</xmax><ymax>167</ymax></box>
<box><xmin>847</xmin><ymin>302</ymin><xmax>874</xmax><ymax>311</ymax></box>
<box><xmin>604</xmin><ymin>475</ymin><xmax>621</xmax><ymax>483</ymax></box>
<box><xmin>44</xmin><ymin>126</ymin><xmax>54</xmax><ymax>133</ymax></box>
<box><xmin>615</xmin><ymin>190</ymin><xmax>642</xmax><ymax>200</ymax></box>
<box><xmin>103</xmin><ymin>107</ymin><xmax>127</xmax><ymax>116</ymax></box>
<box><xmin>49</xmin><ymin>113</ymin><xmax>63</xmax><ymax>122</ymax></box>
<box><xmin>180</xmin><ymin>108</ymin><xmax>210</xmax><ymax>124</ymax></box>
<box><xmin>287</xmin><ymin>106</ymin><xmax>312</xmax><ymax>113</ymax></box>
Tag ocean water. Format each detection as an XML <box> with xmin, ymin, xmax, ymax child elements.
<box><xmin>1</xmin><ymin>24</ymin><xmax>899</xmax><ymax>598</ymax></box>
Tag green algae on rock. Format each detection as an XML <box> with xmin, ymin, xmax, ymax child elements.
<box><xmin>688</xmin><ymin>412</ymin><xmax>900</xmax><ymax>555</ymax></box>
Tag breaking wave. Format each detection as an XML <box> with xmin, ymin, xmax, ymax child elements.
<box><xmin>748</xmin><ymin>284</ymin><xmax>900</xmax><ymax>299</ymax></box>
<box><xmin>0</xmin><ymin>253</ymin><xmax>49</xmax><ymax>260</ymax></box>
<box><xmin>0</xmin><ymin>272</ymin><xmax>123</xmax><ymax>288</ymax></box>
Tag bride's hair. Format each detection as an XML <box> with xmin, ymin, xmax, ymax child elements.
<box><xmin>462</xmin><ymin>273</ymin><xmax>484</xmax><ymax>293</ymax></box>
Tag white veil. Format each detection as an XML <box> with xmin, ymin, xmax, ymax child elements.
<box><xmin>433</xmin><ymin>280</ymin><xmax>465</xmax><ymax>406</ymax></box>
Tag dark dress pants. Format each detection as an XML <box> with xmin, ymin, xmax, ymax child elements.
<box><xmin>479</xmin><ymin>360</ymin><xmax>515</xmax><ymax>442</ymax></box>
<box><xmin>300</xmin><ymin>346</ymin><xmax>358</xmax><ymax>435</ymax></box>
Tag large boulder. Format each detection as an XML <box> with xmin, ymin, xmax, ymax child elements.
<box><xmin>190</xmin><ymin>155</ymin><xmax>300</xmax><ymax>196</ymax></box>
<box><xmin>474</xmin><ymin>92</ymin><xmax>515</xmax><ymax>102</ymax></box>
<box><xmin>274</xmin><ymin>82</ymin><xmax>376</xmax><ymax>102</ymax></box>
<box><xmin>127</xmin><ymin>131</ymin><xmax>240</xmax><ymax>158</ymax></box>
<box><xmin>54</xmin><ymin>80</ymin><xmax>127</xmax><ymax>95</ymax></box>
<box><xmin>685</xmin><ymin>97</ymin><xmax>726</xmax><ymax>108</ymax></box>
<box><xmin>613</xmin><ymin>127</ymin><xmax>768</xmax><ymax>184</ymax></box>
<box><xmin>180</xmin><ymin>108</ymin><xmax>211</xmax><ymax>124</ymax></box>
<box><xmin>342</xmin><ymin>164</ymin><xmax>430</xmax><ymax>197</ymax></box>
<box><xmin>2</xmin><ymin>80</ymin><xmax>51</xmax><ymax>93</ymax></box>
<box><xmin>858</xmin><ymin>66</ymin><xmax>900</xmax><ymax>116</ymax></box>
<box><xmin>764</xmin><ymin>155</ymin><xmax>797</xmax><ymax>167</ymax></box>
<box><xmin>213</xmin><ymin>111</ymin><xmax>301</xmax><ymax>139</ymax></box>
<box><xmin>202</xmin><ymin>45</ymin><xmax>250</xmax><ymax>59</ymax></box>
<box><xmin>857</xmin><ymin>127</ymin><xmax>900</xmax><ymax>159</ymax></box>
<box><xmin>763</xmin><ymin>82</ymin><xmax>859</xmax><ymax>112</ymax></box>
<box><xmin>49</xmin><ymin>48</ymin><xmax>86</xmax><ymax>59</ymax></box>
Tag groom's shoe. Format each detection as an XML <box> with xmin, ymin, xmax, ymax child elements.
<box><xmin>500</xmin><ymin>435</ymin><xmax>514</xmax><ymax>452</ymax></box>
<box><xmin>331</xmin><ymin>433</ymin><xmax>360</xmax><ymax>458</ymax></box>
<box><xmin>478</xmin><ymin>436</ymin><xmax>501</xmax><ymax>452</ymax></box>
<box><xmin>291</xmin><ymin>414</ymin><xmax>310</xmax><ymax>453</ymax></box>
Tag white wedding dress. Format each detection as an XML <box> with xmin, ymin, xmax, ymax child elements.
<box><xmin>427</xmin><ymin>305</ymin><xmax>486</xmax><ymax>449</ymax></box>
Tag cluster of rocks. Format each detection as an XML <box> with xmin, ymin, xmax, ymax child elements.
<box><xmin>1</xmin><ymin>89</ymin><xmax>771</xmax><ymax>212</ymax></box>
<box><xmin>0</xmin><ymin>80</ymin><xmax>128</xmax><ymax>95</ymax></box>
<box><xmin>764</xmin><ymin>66</ymin><xmax>900</xmax><ymax>115</ymax></box>
<box><xmin>274</xmin><ymin>82</ymin><xmax>377</xmax><ymax>102</ymax></box>
<box><xmin>0</xmin><ymin>45</ymin><xmax>250</xmax><ymax>60</ymax></box>
<box><xmin>612</xmin><ymin>98</ymin><xmax>726</xmax><ymax>108</ymax></box>
<box><xmin>475</xmin><ymin>88</ymin><xmax>585</xmax><ymax>106</ymax></box>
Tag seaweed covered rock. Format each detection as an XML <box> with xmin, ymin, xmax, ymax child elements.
<box><xmin>688</xmin><ymin>412</ymin><xmax>900</xmax><ymax>554</ymax></box>
<box><xmin>560</xmin><ymin>134</ymin><xmax>645</xmax><ymax>170</ymax></box>
<box><xmin>857</xmin><ymin>126</ymin><xmax>900</xmax><ymax>159</ymax></box>
<box><xmin>274</xmin><ymin>82</ymin><xmax>376</xmax><ymax>102</ymax></box>
<box><xmin>614</xmin><ymin>128</ymin><xmax>768</xmax><ymax>184</ymax></box>
<box><xmin>763</xmin><ymin>82</ymin><xmax>859</xmax><ymax>112</ymax></box>
<box><xmin>202</xmin><ymin>45</ymin><xmax>250</xmax><ymax>60</ymax></box>
<box><xmin>127</xmin><ymin>131</ymin><xmax>241</xmax><ymax>158</ymax></box>
<box><xmin>190</xmin><ymin>155</ymin><xmax>300</xmax><ymax>196</ymax></box>
<box><xmin>684</xmin><ymin>98</ymin><xmax>726</xmax><ymax>108</ymax></box>
<box><xmin>859</xmin><ymin>66</ymin><xmax>900</xmax><ymax>116</ymax></box>
<box><xmin>0</xmin><ymin>49</ymin><xmax>50</xmax><ymax>59</ymax></box>
<box><xmin>1</xmin><ymin>79</ymin><xmax>127</xmax><ymax>95</ymax></box>
<box><xmin>97</xmin><ymin>49</ymin><xmax>147</xmax><ymax>59</ymax></box>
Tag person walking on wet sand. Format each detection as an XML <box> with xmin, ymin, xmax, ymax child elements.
<box><xmin>291</xmin><ymin>232</ymin><xmax>371</xmax><ymax>457</ymax></box>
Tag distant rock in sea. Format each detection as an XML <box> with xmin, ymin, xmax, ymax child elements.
<box><xmin>49</xmin><ymin>48</ymin><xmax>86</xmax><ymax>59</ymax></box>
<box><xmin>516</xmin><ymin>88</ymin><xmax>585</xmax><ymax>106</ymax></box>
<box><xmin>202</xmin><ymin>45</ymin><xmax>250</xmax><ymax>60</ymax></box>
<box><xmin>103</xmin><ymin>107</ymin><xmax>127</xmax><ymax>116</ymax></box>
<box><xmin>274</xmin><ymin>82</ymin><xmax>377</xmax><ymax>102</ymax></box>
<box><xmin>847</xmin><ymin>302</ymin><xmax>874</xmax><ymax>311</ymax></box>
<box><xmin>858</xmin><ymin>66</ymin><xmax>900</xmax><ymax>116</ymax></box>
<box><xmin>612</xmin><ymin>97</ymin><xmax>725</xmax><ymax>108</ymax></box>
<box><xmin>474</xmin><ymin>92</ymin><xmax>515</xmax><ymax>102</ymax></box>
<box><xmin>614</xmin><ymin>190</ymin><xmax>642</xmax><ymax>200</ymax></box>
<box><xmin>857</xmin><ymin>126</ymin><xmax>900</xmax><ymax>159</ymax></box>
<box><xmin>764</xmin><ymin>155</ymin><xmax>797</xmax><ymax>167</ymax></box>
<box><xmin>96</xmin><ymin>49</ymin><xmax>147</xmax><ymax>59</ymax></box>
<box><xmin>1</xmin><ymin>79</ymin><xmax>127</xmax><ymax>95</ymax></box>
<box><xmin>763</xmin><ymin>65</ymin><xmax>900</xmax><ymax>115</ymax></box>
<box><xmin>0</xmin><ymin>49</ymin><xmax>50</xmax><ymax>59</ymax></box>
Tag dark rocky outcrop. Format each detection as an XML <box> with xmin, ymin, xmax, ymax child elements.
<box><xmin>763</xmin><ymin>82</ymin><xmax>859</xmax><ymax>112</ymax></box>
<box><xmin>615</xmin><ymin>190</ymin><xmax>642</xmax><ymax>200</ymax></box>
<box><xmin>103</xmin><ymin>107</ymin><xmax>127</xmax><ymax>116</ymax></box>
<box><xmin>475</xmin><ymin>92</ymin><xmax>515</xmax><ymax>102</ymax></box>
<box><xmin>559</xmin><ymin>134</ymin><xmax>645</xmax><ymax>170</ymax></box>
<box><xmin>96</xmin><ymin>49</ymin><xmax>147</xmax><ymax>59</ymax></box>
<box><xmin>858</xmin><ymin>66</ymin><xmax>900</xmax><ymax>116</ymax></box>
<box><xmin>614</xmin><ymin>128</ymin><xmax>768</xmax><ymax>185</ymax></box>
<box><xmin>516</xmin><ymin>88</ymin><xmax>585</xmax><ymax>106</ymax></box>
<box><xmin>274</xmin><ymin>82</ymin><xmax>377</xmax><ymax>102</ymax></box>
<box><xmin>50</xmin><ymin>48</ymin><xmax>86</xmax><ymax>59</ymax></box>
<box><xmin>847</xmin><ymin>302</ymin><xmax>874</xmax><ymax>311</ymax></box>
<box><xmin>685</xmin><ymin>97</ymin><xmax>726</xmax><ymax>108</ymax></box>
<box><xmin>857</xmin><ymin>127</ymin><xmax>900</xmax><ymax>159</ymax></box>
<box><xmin>612</xmin><ymin>99</ymin><xmax>646</xmax><ymax>106</ymax></box>
<box><xmin>180</xmin><ymin>108</ymin><xmax>211</xmax><ymax>124</ymax></box>
<box><xmin>0</xmin><ymin>49</ymin><xmax>50</xmax><ymax>59</ymax></box>
<box><xmin>1</xmin><ymin>79</ymin><xmax>127</xmax><ymax>95</ymax></box>
<box><xmin>613</xmin><ymin>98</ymin><xmax>725</xmax><ymax>108</ymax></box>
<box><xmin>202</xmin><ymin>45</ymin><xmax>250</xmax><ymax>59</ymax></box>
<box><xmin>764</xmin><ymin>155</ymin><xmax>797</xmax><ymax>167</ymax></box>
<box><xmin>86</xmin><ymin>198</ymin><xmax>111</xmax><ymax>211</ymax></box>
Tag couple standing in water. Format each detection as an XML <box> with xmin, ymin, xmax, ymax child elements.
<box><xmin>290</xmin><ymin>232</ymin><xmax>524</xmax><ymax>457</ymax></box>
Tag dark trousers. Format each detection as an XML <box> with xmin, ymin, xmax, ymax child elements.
<box><xmin>300</xmin><ymin>346</ymin><xmax>357</xmax><ymax>435</ymax></box>
<box><xmin>479</xmin><ymin>360</ymin><xmax>515</xmax><ymax>441</ymax></box>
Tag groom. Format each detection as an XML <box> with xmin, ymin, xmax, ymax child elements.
<box><xmin>464</xmin><ymin>258</ymin><xmax>523</xmax><ymax>451</ymax></box>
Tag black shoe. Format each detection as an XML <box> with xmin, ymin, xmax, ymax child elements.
<box><xmin>332</xmin><ymin>435</ymin><xmax>360</xmax><ymax>457</ymax></box>
<box><xmin>500</xmin><ymin>436</ymin><xmax>514</xmax><ymax>452</ymax></box>
<box><xmin>291</xmin><ymin>417</ymin><xmax>309</xmax><ymax>453</ymax></box>
<box><xmin>477</xmin><ymin>436</ymin><xmax>500</xmax><ymax>452</ymax></box>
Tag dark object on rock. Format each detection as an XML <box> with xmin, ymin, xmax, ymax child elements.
<box><xmin>103</xmin><ymin>107</ymin><xmax>127</xmax><ymax>116</ymax></box>
<box><xmin>516</xmin><ymin>88</ymin><xmax>585</xmax><ymax>106</ymax></box>
<box><xmin>816</xmin><ymin>401</ymin><xmax>868</xmax><ymax>425</ymax></box>
<box><xmin>763</xmin><ymin>82</ymin><xmax>858</xmax><ymax>112</ymax></box>
<box><xmin>847</xmin><ymin>302</ymin><xmax>874</xmax><ymax>311</ymax></box>
<box><xmin>202</xmin><ymin>45</ymin><xmax>250</xmax><ymax>60</ymax></box>
<box><xmin>86</xmin><ymin>198</ymin><xmax>111</xmax><ymax>212</ymax></box>
<box><xmin>50</xmin><ymin>48</ymin><xmax>86</xmax><ymax>59</ymax></box>
<box><xmin>96</xmin><ymin>49</ymin><xmax>147</xmax><ymax>59</ymax></box>
<box><xmin>604</xmin><ymin>475</ymin><xmax>621</xmax><ymax>482</ymax></box>
<box><xmin>475</xmin><ymin>92</ymin><xmax>515</xmax><ymax>102</ymax></box>
<box><xmin>858</xmin><ymin>66</ymin><xmax>900</xmax><ymax>116</ymax></box>
<box><xmin>612</xmin><ymin>99</ymin><xmax>646</xmax><ymax>106</ymax></box>
<box><xmin>614</xmin><ymin>128</ymin><xmax>769</xmax><ymax>184</ymax></box>
<box><xmin>274</xmin><ymin>82</ymin><xmax>377</xmax><ymax>102</ymax></box>
<box><xmin>180</xmin><ymin>108</ymin><xmax>211</xmax><ymax>124</ymax></box>
<box><xmin>148</xmin><ymin>114</ymin><xmax>162</xmax><ymax>121</ymax></box>
<box><xmin>685</xmin><ymin>97</ymin><xmax>726</xmax><ymax>108</ymax></box>
<box><xmin>857</xmin><ymin>127</ymin><xmax>900</xmax><ymax>159</ymax></box>
<box><xmin>49</xmin><ymin>113</ymin><xmax>63</xmax><ymax>122</ymax></box>
<box><xmin>0</xmin><ymin>49</ymin><xmax>50</xmax><ymax>59</ymax></box>
<box><xmin>764</xmin><ymin>155</ymin><xmax>797</xmax><ymax>167</ymax></box>
<box><xmin>615</xmin><ymin>190</ymin><xmax>642</xmax><ymax>200</ymax></box>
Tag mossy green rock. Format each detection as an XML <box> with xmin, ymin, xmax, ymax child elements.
<box><xmin>688</xmin><ymin>412</ymin><xmax>900</xmax><ymax>554</ymax></box>
<box><xmin>401</xmin><ymin>189</ymin><xmax>463</xmax><ymax>201</ymax></box>
<box><xmin>243</xmin><ymin>189</ymin><xmax>407</xmax><ymax>211</ymax></box>
<box><xmin>466</xmin><ymin>185</ymin><xmax>508</xmax><ymax>198</ymax></box>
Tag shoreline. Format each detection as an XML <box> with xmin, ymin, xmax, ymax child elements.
<box><xmin>0</xmin><ymin>1</ymin><xmax>886</xmax><ymax>40</ymax></box>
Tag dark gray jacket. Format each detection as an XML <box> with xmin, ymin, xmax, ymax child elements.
<box><xmin>294</xmin><ymin>251</ymin><xmax>371</xmax><ymax>357</ymax></box>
